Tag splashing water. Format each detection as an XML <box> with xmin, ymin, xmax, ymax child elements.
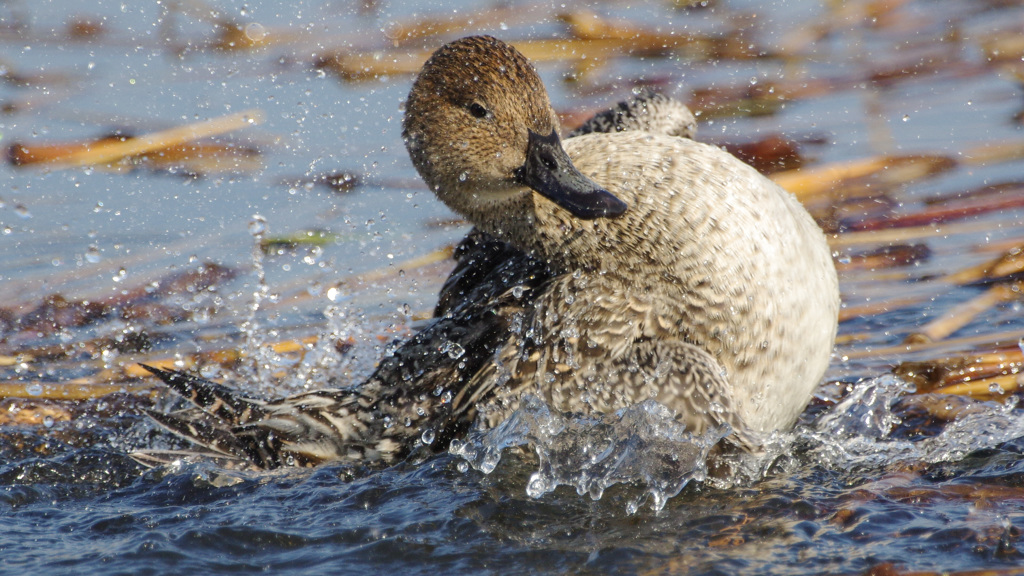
<box><xmin>801</xmin><ymin>374</ymin><xmax>1024</xmax><ymax>469</ymax></box>
<box><xmin>240</xmin><ymin>214</ymin><xmax>274</xmax><ymax>391</ymax></box>
<box><xmin>816</xmin><ymin>374</ymin><xmax>914</xmax><ymax>439</ymax></box>
<box><xmin>450</xmin><ymin>375</ymin><xmax>1024</xmax><ymax>512</ymax></box>
<box><xmin>450</xmin><ymin>395</ymin><xmax>729</xmax><ymax>513</ymax></box>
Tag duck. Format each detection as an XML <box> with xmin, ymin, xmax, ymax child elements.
<box><xmin>137</xmin><ymin>35</ymin><xmax>839</xmax><ymax>469</ymax></box>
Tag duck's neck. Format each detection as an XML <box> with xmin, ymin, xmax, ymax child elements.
<box><xmin>442</xmin><ymin>186</ymin><xmax>533</xmax><ymax>244</ymax></box>
<box><xmin>440</xmin><ymin>184</ymin><xmax>635</xmax><ymax>276</ymax></box>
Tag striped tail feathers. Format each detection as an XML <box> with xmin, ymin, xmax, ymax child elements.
<box><xmin>144</xmin><ymin>406</ymin><xmax>252</xmax><ymax>460</ymax></box>
<box><xmin>139</xmin><ymin>364</ymin><xmax>266</xmax><ymax>425</ymax></box>
<box><xmin>130</xmin><ymin>449</ymin><xmax>252</xmax><ymax>471</ymax></box>
<box><xmin>141</xmin><ymin>365</ymin><xmax>398</xmax><ymax>468</ymax></box>
<box><xmin>229</xmin><ymin>389</ymin><xmax>390</xmax><ymax>468</ymax></box>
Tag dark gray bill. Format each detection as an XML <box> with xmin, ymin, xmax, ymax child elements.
<box><xmin>513</xmin><ymin>129</ymin><xmax>628</xmax><ymax>220</ymax></box>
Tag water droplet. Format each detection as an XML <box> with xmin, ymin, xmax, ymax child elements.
<box><xmin>14</xmin><ymin>204</ymin><xmax>31</xmax><ymax>219</ymax></box>
<box><xmin>249</xmin><ymin>214</ymin><xmax>267</xmax><ymax>236</ymax></box>
<box><xmin>112</xmin><ymin>268</ymin><xmax>127</xmax><ymax>283</ymax></box>
<box><xmin>511</xmin><ymin>285</ymin><xmax>525</xmax><ymax>299</ymax></box>
<box><xmin>456</xmin><ymin>460</ymin><xmax>468</xmax><ymax>473</ymax></box>
<box><xmin>421</xmin><ymin>429</ymin><xmax>436</xmax><ymax>445</ymax></box>
<box><xmin>43</xmin><ymin>415</ymin><xmax>54</xmax><ymax>428</ymax></box>
<box><xmin>480</xmin><ymin>450</ymin><xmax>500</xmax><ymax>474</ymax></box>
<box><xmin>26</xmin><ymin>383</ymin><xmax>43</xmax><ymax>396</ymax></box>
<box><xmin>441</xmin><ymin>341</ymin><xmax>465</xmax><ymax>359</ymax></box>
<box><xmin>526</xmin><ymin>473</ymin><xmax>551</xmax><ymax>498</ymax></box>
<box><xmin>458</xmin><ymin>171</ymin><xmax>468</xmax><ymax>182</ymax></box>
<box><xmin>244</xmin><ymin>22</ymin><xmax>267</xmax><ymax>42</ymax></box>
<box><xmin>85</xmin><ymin>245</ymin><xmax>101</xmax><ymax>263</ymax></box>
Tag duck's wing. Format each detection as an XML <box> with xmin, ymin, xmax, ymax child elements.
<box><xmin>434</xmin><ymin>227</ymin><xmax>549</xmax><ymax>318</ymax></box>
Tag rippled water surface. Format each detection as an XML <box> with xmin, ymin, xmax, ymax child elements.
<box><xmin>3</xmin><ymin>0</ymin><xmax>1024</xmax><ymax>573</ymax></box>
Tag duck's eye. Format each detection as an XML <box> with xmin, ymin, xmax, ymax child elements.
<box><xmin>467</xmin><ymin>102</ymin><xmax>489</xmax><ymax>119</ymax></box>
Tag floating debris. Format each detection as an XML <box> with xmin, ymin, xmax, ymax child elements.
<box><xmin>211</xmin><ymin>19</ymin><xmax>272</xmax><ymax>51</ymax></box>
<box><xmin>896</xmin><ymin>348</ymin><xmax>1024</xmax><ymax>398</ymax></box>
<box><xmin>383</xmin><ymin>5</ymin><xmax>539</xmax><ymax>45</ymax></box>
<box><xmin>847</xmin><ymin>191</ymin><xmax>1024</xmax><ymax>233</ymax></box>
<box><xmin>260</xmin><ymin>230</ymin><xmax>341</xmax><ymax>254</ymax></box>
<box><xmin>0</xmin><ymin>262</ymin><xmax>236</xmax><ymax>337</ymax></box>
<box><xmin>318</xmin><ymin>32</ymin><xmax>746</xmax><ymax>83</ymax></box>
<box><xmin>689</xmin><ymin>83</ymin><xmax>788</xmax><ymax>119</ymax></box>
<box><xmin>771</xmin><ymin>154</ymin><xmax>955</xmax><ymax>202</ymax></box>
<box><xmin>280</xmin><ymin>171</ymin><xmax>362</xmax><ymax>194</ymax></box>
<box><xmin>0</xmin><ymin>399</ymin><xmax>72</xmax><ymax>425</ymax></box>
<box><xmin>943</xmin><ymin>241</ymin><xmax>1024</xmax><ymax>285</ymax></box>
<box><xmin>980</xmin><ymin>29</ymin><xmax>1024</xmax><ymax>64</ymax></box>
<box><xmin>0</xmin><ymin>381</ymin><xmax>154</xmax><ymax>401</ymax></box>
<box><xmin>720</xmin><ymin>134</ymin><xmax>804</xmax><ymax>174</ymax></box>
<box><xmin>6</xmin><ymin>109</ymin><xmax>265</xmax><ymax>173</ymax></box>
<box><xmin>836</xmin><ymin>244</ymin><xmax>931</xmax><ymax>272</ymax></box>
<box><xmin>905</xmin><ymin>282</ymin><xmax>1024</xmax><ymax>345</ymax></box>
<box><xmin>65</xmin><ymin>15</ymin><xmax>106</xmax><ymax>40</ymax></box>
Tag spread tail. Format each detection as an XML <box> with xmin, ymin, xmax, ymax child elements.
<box><xmin>137</xmin><ymin>365</ymin><xmax>393</xmax><ymax>468</ymax></box>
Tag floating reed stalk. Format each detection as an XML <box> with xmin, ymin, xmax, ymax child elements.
<box><xmin>942</xmin><ymin>242</ymin><xmax>1024</xmax><ymax>285</ymax></box>
<box><xmin>932</xmin><ymin>374</ymin><xmax>1023</xmax><ymax>400</ymax></box>
<box><xmin>828</xmin><ymin>220</ymin><xmax>1009</xmax><ymax>249</ymax></box>
<box><xmin>0</xmin><ymin>381</ymin><xmax>156</xmax><ymax>400</ymax></box>
<box><xmin>905</xmin><ymin>283</ymin><xmax>1024</xmax><ymax>344</ymax></box>
<box><xmin>384</xmin><ymin>5</ymin><xmax>540</xmax><ymax>45</ymax></box>
<box><xmin>8</xmin><ymin>109</ymin><xmax>264</xmax><ymax>170</ymax></box>
<box><xmin>322</xmin><ymin>38</ymin><xmax>681</xmax><ymax>81</ymax></box>
<box><xmin>771</xmin><ymin>155</ymin><xmax>954</xmax><ymax>201</ymax></box>
<box><xmin>842</xmin><ymin>328</ymin><xmax>1024</xmax><ymax>360</ymax></box>
<box><xmin>961</xmin><ymin>139</ymin><xmax>1024</xmax><ymax>166</ymax></box>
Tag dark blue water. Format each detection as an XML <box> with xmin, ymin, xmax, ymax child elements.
<box><xmin>6</xmin><ymin>424</ymin><xmax>1024</xmax><ymax>574</ymax></box>
<box><xmin>4</xmin><ymin>0</ymin><xmax>1024</xmax><ymax>573</ymax></box>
